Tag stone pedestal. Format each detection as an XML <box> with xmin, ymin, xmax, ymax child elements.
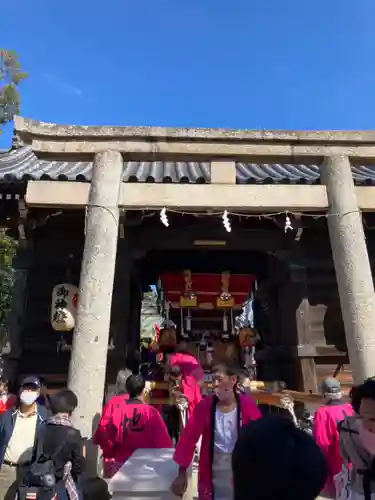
<box><xmin>321</xmin><ymin>154</ymin><xmax>375</xmax><ymax>383</ymax></box>
<box><xmin>68</xmin><ymin>150</ymin><xmax>123</xmax><ymax>475</ymax></box>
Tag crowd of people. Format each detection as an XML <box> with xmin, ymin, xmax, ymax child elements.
<box><xmin>0</xmin><ymin>352</ymin><xmax>375</xmax><ymax>500</ymax></box>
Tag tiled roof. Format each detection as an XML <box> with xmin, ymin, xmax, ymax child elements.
<box><xmin>0</xmin><ymin>147</ymin><xmax>210</xmax><ymax>184</ymax></box>
<box><xmin>236</xmin><ymin>162</ymin><xmax>375</xmax><ymax>185</ymax></box>
<box><xmin>236</xmin><ymin>163</ymin><xmax>321</xmax><ymax>184</ymax></box>
<box><xmin>1</xmin><ymin>147</ymin><xmax>375</xmax><ymax>185</ymax></box>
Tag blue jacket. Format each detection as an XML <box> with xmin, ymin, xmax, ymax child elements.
<box><xmin>0</xmin><ymin>403</ymin><xmax>49</xmax><ymax>467</ymax></box>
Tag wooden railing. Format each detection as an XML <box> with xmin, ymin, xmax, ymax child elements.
<box><xmin>41</xmin><ymin>377</ymin><xmax>349</xmax><ymax>408</ymax></box>
<box><xmin>145</xmin><ymin>381</ymin><xmax>344</xmax><ymax>408</ymax></box>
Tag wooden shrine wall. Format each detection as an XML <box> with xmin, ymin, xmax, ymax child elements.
<box><xmin>17</xmin><ymin>215</ymin><xmax>83</xmax><ymax>378</ymax></box>
<box><xmin>272</xmin><ymin>230</ymin><xmax>375</xmax><ymax>393</ymax></box>
<box><xmin>14</xmin><ymin>212</ymin><xmax>137</xmax><ymax>386</ymax></box>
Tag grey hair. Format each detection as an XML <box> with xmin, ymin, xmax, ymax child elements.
<box><xmin>115</xmin><ymin>369</ymin><xmax>132</xmax><ymax>395</ymax></box>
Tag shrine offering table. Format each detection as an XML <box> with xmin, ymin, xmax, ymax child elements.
<box><xmin>108</xmin><ymin>448</ymin><xmax>193</xmax><ymax>500</ymax></box>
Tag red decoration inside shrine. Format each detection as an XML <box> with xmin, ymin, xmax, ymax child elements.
<box><xmin>160</xmin><ymin>272</ymin><xmax>256</xmax><ymax>309</ymax></box>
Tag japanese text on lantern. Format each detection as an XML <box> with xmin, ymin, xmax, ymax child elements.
<box><xmin>53</xmin><ymin>309</ymin><xmax>68</xmax><ymax>324</ymax></box>
<box><xmin>51</xmin><ymin>283</ymin><xmax>79</xmax><ymax>331</ymax></box>
<box><xmin>53</xmin><ymin>286</ymin><xmax>69</xmax><ymax>323</ymax></box>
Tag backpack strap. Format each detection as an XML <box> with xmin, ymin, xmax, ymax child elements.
<box><xmin>358</xmin><ymin>460</ymin><xmax>375</xmax><ymax>500</ymax></box>
<box><xmin>33</xmin><ymin>426</ymin><xmax>74</xmax><ymax>463</ymax></box>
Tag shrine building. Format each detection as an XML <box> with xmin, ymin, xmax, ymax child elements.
<box><xmin>1</xmin><ymin>116</ymin><xmax>375</xmax><ymax>436</ymax></box>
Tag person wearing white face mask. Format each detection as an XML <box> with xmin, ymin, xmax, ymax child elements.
<box><xmin>0</xmin><ymin>376</ymin><xmax>49</xmax><ymax>500</ymax></box>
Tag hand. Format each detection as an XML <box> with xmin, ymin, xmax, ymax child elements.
<box><xmin>171</xmin><ymin>471</ymin><xmax>188</xmax><ymax>497</ymax></box>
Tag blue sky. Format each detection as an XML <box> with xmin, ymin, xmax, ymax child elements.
<box><xmin>1</xmin><ymin>0</ymin><xmax>375</xmax><ymax>147</ymax></box>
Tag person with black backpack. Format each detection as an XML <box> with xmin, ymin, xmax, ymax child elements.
<box><xmin>20</xmin><ymin>389</ymin><xmax>85</xmax><ymax>500</ymax></box>
<box><xmin>338</xmin><ymin>378</ymin><xmax>375</xmax><ymax>500</ymax></box>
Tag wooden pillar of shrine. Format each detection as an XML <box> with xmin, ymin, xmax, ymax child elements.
<box><xmin>125</xmin><ymin>268</ymin><xmax>142</xmax><ymax>371</ymax></box>
<box><xmin>277</xmin><ymin>264</ymin><xmax>317</xmax><ymax>393</ymax></box>
<box><xmin>109</xmin><ymin>237</ymin><xmax>132</xmax><ymax>376</ymax></box>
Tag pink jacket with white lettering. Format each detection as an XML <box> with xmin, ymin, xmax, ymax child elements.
<box><xmin>174</xmin><ymin>393</ymin><xmax>262</xmax><ymax>500</ymax></box>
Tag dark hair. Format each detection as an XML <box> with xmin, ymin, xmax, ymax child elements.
<box><xmin>124</xmin><ymin>348</ymin><xmax>141</xmax><ymax>373</ymax></box>
<box><xmin>115</xmin><ymin>369</ymin><xmax>132</xmax><ymax>395</ymax></box>
<box><xmin>232</xmin><ymin>414</ymin><xmax>328</xmax><ymax>500</ymax></box>
<box><xmin>350</xmin><ymin>378</ymin><xmax>375</xmax><ymax>414</ymax></box>
<box><xmin>169</xmin><ymin>365</ymin><xmax>182</xmax><ymax>378</ymax></box>
<box><xmin>125</xmin><ymin>374</ymin><xmax>145</xmax><ymax>398</ymax></box>
<box><xmin>49</xmin><ymin>389</ymin><xmax>78</xmax><ymax>415</ymax></box>
<box><xmin>83</xmin><ymin>477</ymin><xmax>110</xmax><ymax>500</ymax></box>
<box><xmin>159</xmin><ymin>346</ymin><xmax>176</xmax><ymax>355</ymax></box>
<box><xmin>212</xmin><ymin>362</ymin><xmax>239</xmax><ymax>378</ymax></box>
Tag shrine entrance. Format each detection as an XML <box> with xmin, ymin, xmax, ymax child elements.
<box><xmin>137</xmin><ymin>248</ymin><xmax>290</xmax><ymax>386</ymax></box>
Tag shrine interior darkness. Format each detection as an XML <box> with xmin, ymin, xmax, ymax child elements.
<box><xmin>139</xmin><ymin>249</ymin><xmax>269</xmax><ymax>284</ymax></box>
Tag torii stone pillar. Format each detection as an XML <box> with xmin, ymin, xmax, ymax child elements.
<box><xmin>321</xmin><ymin>154</ymin><xmax>375</xmax><ymax>383</ymax></box>
<box><xmin>68</xmin><ymin>150</ymin><xmax>123</xmax><ymax>473</ymax></box>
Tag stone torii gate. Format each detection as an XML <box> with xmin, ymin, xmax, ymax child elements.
<box><xmin>12</xmin><ymin>116</ymin><xmax>375</xmax><ymax>465</ymax></box>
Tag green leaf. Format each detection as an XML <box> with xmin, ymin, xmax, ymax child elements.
<box><xmin>0</xmin><ymin>234</ymin><xmax>17</xmax><ymax>335</ymax></box>
<box><xmin>0</xmin><ymin>49</ymin><xmax>27</xmax><ymax>127</ymax></box>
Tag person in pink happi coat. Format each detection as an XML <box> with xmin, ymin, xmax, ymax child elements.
<box><xmin>168</xmin><ymin>364</ymin><xmax>202</xmax><ymax>423</ymax></box>
<box><xmin>167</xmin><ymin>350</ymin><xmax>205</xmax><ymax>384</ymax></box>
<box><xmin>171</xmin><ymin>363</ymin><xmax>261</xmax><ymax>500</ymax></box>
<box><xmin>94</xmin><ymin>374</ymin><xmax>172</xmax><ymax>478</ymax></box>
<box><xmin>94</xmin><ymin>369</ymin><xmax>133</xmax><ymax>476</ymax></box>
<box><xmin>313</xmin><ymin>377</ymin><xmax>354</xmax><ymax>498</ymax></box>
<box><xmin>160</xmin><ymin>346</ymin><xmax>203</xmax><ymax>434</ymax></box>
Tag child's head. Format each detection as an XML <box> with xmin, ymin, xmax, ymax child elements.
<box><xmin>351</xmin><ymin>378</ymin><xmax>375</xmax><ymax>433</ymax></box>
<box><xmin>49</xmin><ymin>388</ymin><xmax>78</xmax><ymax>416</ymax></box>
<box><xmin>232</xmin><ymin>414</ymin><xmax>328</xmax><ymax>500</ymax></box>
<box><xmin>83</xmin><ymin>477</ymin><xmax>110</xmax><ymax>500</ymax></box>
<box><xmin>125</xmin><ymin>374</ymin><xmax>146</xmax><ymax>399</ymax></box>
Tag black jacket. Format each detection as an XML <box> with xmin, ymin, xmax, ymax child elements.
<box><xmin>36</xmin><ymin>423</ymin><xmax>85</xmax><ymax>480</ymax></box>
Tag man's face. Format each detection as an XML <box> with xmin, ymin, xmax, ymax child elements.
<box><xmin>170</xmin><ymin>374</ymin><xmax>182</xmax><ymax>393</ymax></box>
<box><xmin>213</xmin><ymin>371</ymin><xmax>237</xmax><ymax>393</ymax></box>
<box><xmin>359</xmin><ymin>397</ymin><xmax>375</xmax><ymax>433</ymax></box>
<box><xmin>20</xmin><ymin>383</ymin><xmax>40</xmax><ymax>398</ymax></box>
